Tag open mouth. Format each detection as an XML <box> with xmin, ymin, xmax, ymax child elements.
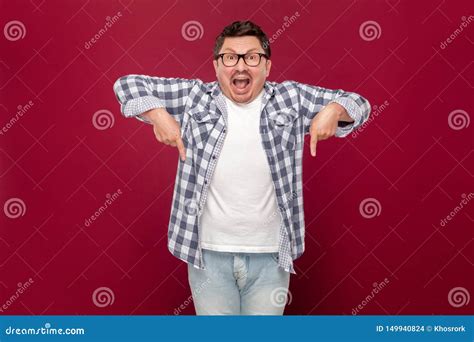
<box><xmin>231</xmin><ymin>77</ymin><xmax>251</xmax><ymax>92</ymax></box>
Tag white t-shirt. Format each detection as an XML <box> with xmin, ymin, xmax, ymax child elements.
<box><xmin>200</xmin><ymin>90</ymin><xmax>281</xmax><ymax>253</ymax></box>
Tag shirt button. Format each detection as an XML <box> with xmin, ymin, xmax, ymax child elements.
<box><xmin>212</xmin><ymin>155</ymin><xmax>216</xmax><ymax>159</ymax></box>
<box><xmin>223</xmin><ymin>128</ymin><xmax>226</xmax><ymax>133</ymax></box>
<box><xmin>204</xmin><ymin>180</ymin><xmax>208</xmax><ymax>185</ymax></box>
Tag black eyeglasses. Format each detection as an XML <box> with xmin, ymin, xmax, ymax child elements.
<box><xmin>216</xmin><ymin>53</ymin><xmax>268</xmax><ymax>67</ymax></box>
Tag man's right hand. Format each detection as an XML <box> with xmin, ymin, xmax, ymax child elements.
<box><xmin>142</xmin><ymin>108</ymin><xmax>186</xmax><ymax>161</ymax></box>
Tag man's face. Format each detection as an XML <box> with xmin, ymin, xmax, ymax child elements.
<box><xmin>213</xmin><ymin>36</ymin><xmax>271</xmax><ymax>104</ymax></box>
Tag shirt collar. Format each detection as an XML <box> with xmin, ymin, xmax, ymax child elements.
<box><xmin>206</xmin><ymin>81</ymin><xmax>275</xmax><ymax>100</ymax></box>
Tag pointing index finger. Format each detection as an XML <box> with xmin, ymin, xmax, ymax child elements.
<box><xmin>176</xmin><ymin>135</ymin><xmax>186</xmax><ymax>161</ymax></box>
<box><xmin>310</xmin><ymin>131</ymin><xmax>318</xmax><ymax>157</ymax></box>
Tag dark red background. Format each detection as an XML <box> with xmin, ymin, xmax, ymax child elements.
<box><xmin>0</xmin><ymin>0</ymin><xmax>472</xmax><ymax>315</ymax></box>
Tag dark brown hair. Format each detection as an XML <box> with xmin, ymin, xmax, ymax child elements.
<box><xmin>213</xmin><ymin>21</ymin><xmax>271</xmax><ymax>59</ymax></box>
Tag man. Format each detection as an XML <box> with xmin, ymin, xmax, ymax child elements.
<box><xmin>113</xmin><ymin>21</ymin><xmax>370</xmax><ymax>315</ymax></box>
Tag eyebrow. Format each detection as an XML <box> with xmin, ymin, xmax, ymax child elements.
<box><xmin>221</xmin><ymin>47</ymin><xmax>260</xmax><ymax>53</ymax></box>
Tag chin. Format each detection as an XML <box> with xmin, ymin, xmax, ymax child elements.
<box><xmin>232</xmin><ymin>94</ymin><xmax>253</xmax><ymax>104</ymax></box>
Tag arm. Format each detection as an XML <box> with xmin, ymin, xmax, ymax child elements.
<box><xmin>113</xmin><ymin>74</ymin><xmax>202</xmax><ymax>125</ymax></box>
<box><xmin>113</xmin><ymin>75</ymin><xmax>201</xmax><ymax>161</ymax></box>
<box><xmin>296</xmin><ymin>82</ymin><xmax>371</xmax><ymax>137</ymax></box>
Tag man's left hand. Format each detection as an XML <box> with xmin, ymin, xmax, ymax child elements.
<box><xmin>309</xmin><ymin>103</ymin><xmax>351</xmax><ymax>157</ymax></box>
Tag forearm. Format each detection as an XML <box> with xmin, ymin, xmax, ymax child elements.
<box><xmin>326</xmin><ymin>102</ymin><xmax>354</xmax><ymax>122</ymax></box>
<box><xmin>113</xmin><ymin>75</ymin><xmax>201</xmax><ymax>115</ymax></box>
<box><xmin>141</xmin><ymin>108</ymin><xmax>169</xmax><ymax>124</ymax></box>
<box><xmin>296</xmin><ymin>82</ymin><xmax>370</xmax><ymax>135</ymax></box>
<box><xmin>328</xmin><ymin>93</ymin><xmax>371</xmax><ymax>137</ymax></box>
<box><xmin>328</xmin><ymin>91</ymin><xmax>371</xmax><ymax>130</ymax></box>
<box><xmin>113</xmin><ymin>75</ymin><xmax>201</xmax><ymax>125</ymax></box>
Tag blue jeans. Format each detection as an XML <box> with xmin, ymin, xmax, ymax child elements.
<box><xmin>187</xmin><ymin>248</ymin><xmax>291</xmax><ymax>315</ymax></box>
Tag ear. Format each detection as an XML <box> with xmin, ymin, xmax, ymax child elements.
<box><xmin>213</xmin><ymin>59</ymin><xmax>218</xmax><ymax>75</ymax></box>
<box><xmin>265</xmin><ymin>59</ymin><xmax>272</xmax><ymax>77</ymax></box>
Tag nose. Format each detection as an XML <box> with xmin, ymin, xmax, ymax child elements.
<box><xmin>235</xmin><ymin>56</ymin><xmax>248</xmax><ymax>71</ymax></box>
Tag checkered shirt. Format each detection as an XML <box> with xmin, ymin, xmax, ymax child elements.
<box><xmin>113</xmin><ymin>75</ymin><xmax>371</xmax><ymax>274</ymax></box>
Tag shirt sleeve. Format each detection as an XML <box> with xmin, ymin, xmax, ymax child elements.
<box><xmin>113</xmin><ymin>74</ymin><xmax>202</xmax><ymax>125</ymax></box>
<box><xmin>294</xmin><ymin>82</ymin><xmax>371</xmax><ymax>137</ymax></box>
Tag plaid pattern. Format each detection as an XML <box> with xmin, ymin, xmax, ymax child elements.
<box><xmin>113</xmin><ymin>75</ymin><xmax>371</xmax><ymax>274</ymax></box>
